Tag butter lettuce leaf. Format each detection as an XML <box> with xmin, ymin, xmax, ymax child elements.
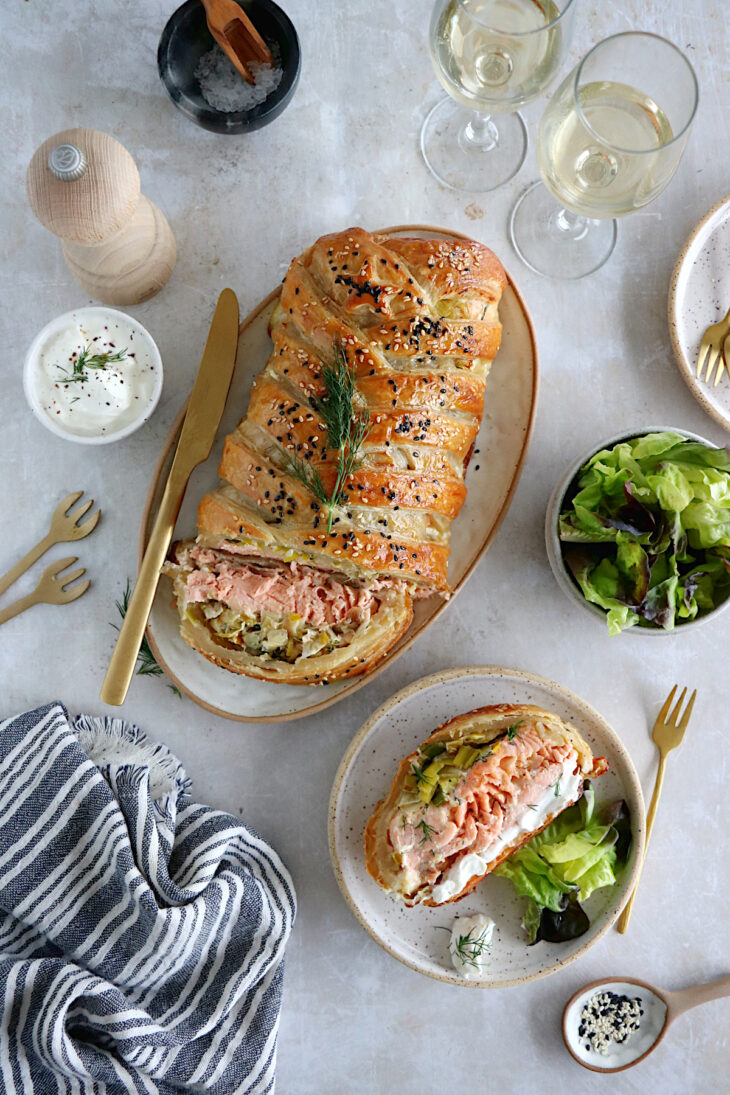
<box><xmin>558</xmin><ymin>433</ymin><xmax>730</xmax><ymax>632</ymax></box>
<box><xmin>495</xmin><ymin>786</ymin><xmax>632</xmax><ymax>945</ymax></box>
<box><xmin>492</xmin><ymin>848</ymin><xmax>576</xmax><ymax>914</ymax></box>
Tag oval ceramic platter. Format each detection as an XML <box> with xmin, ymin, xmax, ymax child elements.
<box><xmin>141</xmin><ymin>227</ymin><xmax>538</xmax><ymax>721</ymax></box>
<box><xmin>669</xmin><ymin>192</ymin><xmax>730</xmax><ymax>432</ymax></box>
<box><xmin>328</xmin><ymin>666</ymin><xmax>645</xmax><ymax>988</ymax></box>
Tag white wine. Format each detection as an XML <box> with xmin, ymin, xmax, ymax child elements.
<box><xmin>537</xmin><ymin>80</ymin><xmax>676</xmax><ymax>218</ymax></box>
<box><xmin>510</xmin><ymin>32</ymin><xmax>696</xmax><ymax>277</ymax></box>
<box><xmin>431</xmin><ymin>0</ymin><xmax>565</xmax><ymax>113</ymax></box>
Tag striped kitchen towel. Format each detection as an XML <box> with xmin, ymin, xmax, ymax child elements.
<box><xmin>0</xmin><ymin>702</ymin><xmax>296</xmax><ymax>1094</ymax></box>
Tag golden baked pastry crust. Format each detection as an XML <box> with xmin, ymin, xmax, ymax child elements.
<box><xmin>164</xmin><ymin>227</ymin><xmax>507</xmax><ymax>683</ymax></box>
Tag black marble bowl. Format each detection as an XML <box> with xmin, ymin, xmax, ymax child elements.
<box><xmin>158</xmin><ymin>0</ymin><xmax>300</xmax><ymax>134</ymax></box>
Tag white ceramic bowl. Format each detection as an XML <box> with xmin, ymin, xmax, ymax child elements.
<box><xmin>23</xmin><ymin>306</ymin><xmax>163</xmax><ymax>445</ymax></box>
<box><xmin>545</xmin><ymin>426</ymin><xmax>730</xmax><ymax>635</ymax></box>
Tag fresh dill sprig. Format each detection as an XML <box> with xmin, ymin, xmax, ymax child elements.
<box><xmin>452</xmin><ymin>926</ymin><xmax>492</xmax><ymax>969</ymax></box>
<box><xmin>416</xmin><ymin>818</ymin><xmax>436</xmax><ymax>845</ymax></box>
<box><xmin>286</xmin><ymin>452</ymin><xmax>330</xmax><ymax>508</ymax></box>
<box><xmin>57</xmin><ymin>343</ymin><xmax>128</xmax><ymax>385</ymax></box>
<box><xmin>288</xmin><ymin>338</ymin><xmax>371</xmax><ymax>533</ymax></box>
<box><xmin>113</xmin><ymin>579</ymin><xmax>182</xmax><ymax>698</ymax></box>
<box><xmin>526</xmin><ymin>803</ymin><xmax>539</xmax><ymax>811</ymax></box>
<box><xmin>554</xmin><ymin>778</ymin><xmax>561</xmax><ymax>797</ymax></box>
<box><xmin>411</xmin><ymin>762</ymin><xmax>429</xmax><ymax>787</ymax></box>
<box><xmin>506</xmin><ymin>721</ymin><xmax>523</xmax><ymax>741</ymax></box>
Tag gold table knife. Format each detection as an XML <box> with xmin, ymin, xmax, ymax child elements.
<box><xmin>100</xmin><ymin>288</ymin><xmax>239</xmax><ymax>705</ymax></box>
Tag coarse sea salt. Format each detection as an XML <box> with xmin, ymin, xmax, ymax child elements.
<box><xmin>195</xmin><ymin>43</ymin><xmax>282</xmax><ymax>113</ymax></box>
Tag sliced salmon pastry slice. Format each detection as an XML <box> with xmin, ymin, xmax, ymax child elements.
<box><xmin>364</xmin><ymin>704</ymin><xmax>608</xmax><ymax>906</ymax></box>
<box><xmin>164</xmin><ymin>544</ymin><xmax>413</xmax><ymax>684</ymax></box>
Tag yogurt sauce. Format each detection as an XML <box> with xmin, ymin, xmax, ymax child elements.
<box><xmin>431</xmin><ymin>754</ymin><xmax>583</xmax><ymax>905</ymax></box>
<box><xmin>26</xmin><ymin>308</ymin><xmax>161</xmax><ymax>440</ymax></box>
<box><xmin>565</xmin><ymin>981</ymin><xmax>667</xmax><ymax>1069</ymax></box>
<box><xmin>448</xmin><ymin>913</ymin><xmax>495</xmax><ymax>980</ymax></box>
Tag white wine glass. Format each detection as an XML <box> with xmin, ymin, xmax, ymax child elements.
<box><xmin>510</xmin><ymin>31</ymin><xmax>699</xmax><ymax>278</ymax></box>
<box><xmin>422</xmin><ymin>0</ymin><xmax>578</xmax><ymax>193</ymax></box>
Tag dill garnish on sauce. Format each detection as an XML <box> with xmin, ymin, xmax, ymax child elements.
<box><xmin>452</xmin><ymin>925</ymin><xmax>492</xmax><ymax>969</ymax></box>
<box><xmin>287</xmin><ymin>337</ymin><xmax>371</xmax><ymax>533</ymax></box>
<box><xmin>57</xmin><ymin>343</ymin><xmax>128</xmax><ymax>385</ymax></box>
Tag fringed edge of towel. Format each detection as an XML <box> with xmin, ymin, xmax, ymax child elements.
<box><xmin>73</xmin><ymin>715</ymin><xmax>192</xmax><ymax>815</ymax></box>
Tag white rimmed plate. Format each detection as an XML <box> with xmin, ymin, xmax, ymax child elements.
<box><xmin>669</xmin><ymin>192</ymin><xmax>730</xmax><ymax>431</ymax></box>
<box><xmin>141</xmin><ymin>227</ymin><xmax>538</xmax><ymax>722</ymax></box>
<box><xmin>328</xmin><ymin>666</ymin><xmax>645</xmax><ymax>988</ymax></box>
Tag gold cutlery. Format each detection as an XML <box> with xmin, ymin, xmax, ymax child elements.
<box><xmin>100</xmin><ymin>288</ymin><xmax>239</xmax><ymax>706</ymax></box>
<box><xmin>0</xmin><ymin>557</ymin><xmax>89</xmax><ymax>626</ymax></box>
<box><xmin>696</xmin><ymin>305</ymin><xmax>730</xmax><ymax>386</ymax></box>
<box><xmin>0</xmin><ymin>491</ymin><xmax>100</xmax><ymax>598</ymax></box>
<box><xmin>617</xmin><ymin>685</ymin><xmax>696</xmax><ymax>933</ymax></box>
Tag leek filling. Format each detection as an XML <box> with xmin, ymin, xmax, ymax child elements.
<box><xmin>401</xmin><ymin>730</ymin><xmax>512</xmax><ymax>811</ymax></box>
<box><xmin>189</xmin><ymin>603</ymin><xmax>360</xmax><ymax>663</ymax></box>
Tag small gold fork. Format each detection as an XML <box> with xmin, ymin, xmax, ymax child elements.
<box><xmin>617</xmin><ymin>685</ymin><xmax>697</xmax><ymax>933</ymax></box>
<box><xmin>0</xmin><ymin>557</ymin><xmax>90</xmax><ymax>627</ymax></box>
<box><xmin>0</xmin><ymin>491</ymin><xmax>100</xmax><ymax>598</ymax></box>
<box><xmin>696</xmin><ymin>305</ymin><xmax>730</xmax><ymax>386</ymax></box>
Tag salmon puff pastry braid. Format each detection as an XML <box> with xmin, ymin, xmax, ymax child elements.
<box><xmin>164</xmin><ymin>228</ymin><xmax>507</xmax><ymax>684</ymax></box>
<box><xmin>365</xmin><ymin>705</ymin><xmax>608</xmax><ymax>906</ymax></box>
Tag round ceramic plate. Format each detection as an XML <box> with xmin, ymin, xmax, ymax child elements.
<box><xmin>669</xmin><ymin>192</ymin><xmax>730</xmax><ymax>432</ymax></box>
<box><xmin>328</xmin><ymin>666</ymin><xmax>645</xmax><ymax>988</ymax></box>
<box><xmin>141</xmin><ymin>227</ymin><xmax>539</xmax><ymax>722</ymax></box>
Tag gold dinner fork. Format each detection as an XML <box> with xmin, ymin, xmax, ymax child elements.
<box><xmin>617</xmin><ymin>685</ymin><xmax>696</xmax><ymax>933</ymax></box>
<box><xmin>0</xmin><ymin>491</ymin><xmax>100</xmax><ymax>598</ymax></box>
<box><xmin>0</xmin><ymin>557</ymin><xmax>90</xmax><ymax>627</ymax></box>
<box><xmin>696</xmin><ymin>305</ymin><xmax>730</xmax><ymax>386</ymax></box>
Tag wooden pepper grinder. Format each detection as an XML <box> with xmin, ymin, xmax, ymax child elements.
<box><xmin>26</xmin><ymin>128</ymin><xmax>177</xmax><ymax>306</ymax></box>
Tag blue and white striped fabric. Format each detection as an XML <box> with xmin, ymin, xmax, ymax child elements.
<box><xmin>0</xmin><ymin>703</ymin><xmax>296</xmax><ymax>1094</ymax></box>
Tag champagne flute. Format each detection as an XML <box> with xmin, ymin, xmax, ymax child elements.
<box><xmin>510</xmin><ymin>32</ymin><xmax>699</xmax><ymax>277</ymax></box>
<box><xmin>422</xmin><ymin>0</ymin><xmax>578</xmax><ymax>193</ymax></box>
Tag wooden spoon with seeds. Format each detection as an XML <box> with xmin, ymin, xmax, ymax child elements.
<box><xmin>562</xmin><ymin>973</ymin><xmax>730</xmax><ymax>1073</ymax></box>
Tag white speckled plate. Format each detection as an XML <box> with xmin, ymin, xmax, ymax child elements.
<box><xmin>669</xmin><ymin>193</ymin><xmax>730</xmax><ymax>431</ymax></box>
<box><xmin>328</xmin><ymin>666</ymin><xmax>645</xmax><ymax>988</ymax></box>
<box><xmin>141</xmin><ymin>227</ymin><xmax>538</xmax><ymax>722</ymax></box>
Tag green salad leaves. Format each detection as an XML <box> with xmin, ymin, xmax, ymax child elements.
<box><xmin>494</xmin><ymin>784</ymin><xmax>631</xmax><ymax>944</ymax></box>
<box><xmin>559</xmin><ymin>431</ymin><xmax>730</xmax><ymax>633</ymax></box>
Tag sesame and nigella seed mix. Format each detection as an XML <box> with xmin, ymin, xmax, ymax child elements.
<box><xmin>578</xmin><ymin>991</ymin><xmax>644</xmax><ymax>1055</ymax></box>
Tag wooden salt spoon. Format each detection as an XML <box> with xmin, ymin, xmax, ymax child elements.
<box><xmin>562</xmin><ymin>973</ymin><xmax>730</xmax><ymax>1073</ymax></box>
<box><xmin>201</xmin><ymin>0</ymin><xmax>273</xmax><ymax>85</ymax></box>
